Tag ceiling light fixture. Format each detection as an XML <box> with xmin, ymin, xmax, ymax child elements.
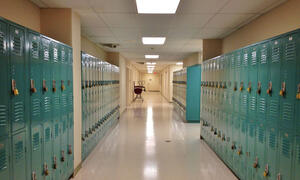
<box><xmin>176</xmin><ymin>62</ymin><xmax>183</xmax><ymax>65</ymax></box>
<box><xmin>142</xmin><ymin>37</ymin><xmax>166</xmax><ymax>45</ymax></box>
<box><xmin>136</xmin><ymin>0</ymin><xmax>181</xmax><ymax>14</ymax></box>
<box><xmin>146</xmin><ymin>62</ymin><xmax>157</xmax><ymax>65</ymax></box>
<box><xmin>145</xmin><ymin>55</ymin><xmax>159</xmax><ymax>59</ymax></box>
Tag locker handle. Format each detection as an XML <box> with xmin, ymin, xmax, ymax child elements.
<box><xmin>257</xmin><ymin>82</ymin><xmax>261</xmax><ymax>95</ymax></box>
<box><xmin>44</xmin><ymin>163</ymin><xmax>49</xmax><ymax>176</ymax></box>
<box><xmin>30</xmin><ymin>79</ymin><xmax>37</xmax><ymax>93</ymax></box>
<box><xmin>253</xmin><ymin>157</ymin><xmax>258</xmax><ymax>168</ymax></box>
<box><xmin>52</xmin><ymin>80</ymin><xmax>56</xmax><ymax>92</ymax></box>
<box><xmin>43</xmin><ymin>80</ymin><xmax>48</xmax><ymax>92</ymax></box>
<box><xmin>61</xmin><ymin>80</ymin><xmax>65</xmax><ymax>91</ymax></box>
<box><xmin>231</xmin><ymin>144</ymin><xmax>236</xmax><ymax>150</ymax></box>
<box><xmin>11</xmin><ymin>79</ymin><xmax>19</xmax><ymax>96</ymax></box>
<box><xmin>32</xmin><ymin>171</ymin><xmax>37</xmax><ymax>180</ymax></box>
<box><xmin>297</xmin><ymin>84</ymin><xmax>300</xmax><ymax>99</ymax></box>
<box><xmin>53</xmin><ymin>156</ymin><xmax>57</xmax><ymax>169</ymax></box>
<box><xmin>237</xmin><ymin>147</ymin><xmax>242</xmax><ymax>155</ymax></box>
<box><xmin>279</xmin><ymin>82</ymin><xmax>286</xmax><ymax>97</ymax></box>
<box><xmin>61</xmin><ymin>150</ymin><xmax>65</xmax><ymax>162</ymax></box>
<box><xmin>247</xmin><ymin>82</ymin><xmax>251</xmax><ymax>93</ymax></box>
<box><xmin>68</xmin><ymin>145</ymin><xmax>72</xmax><ymax>155</ymax></box>
<box><xmin>277</xmin><ymin>173</ymin><xmax>281</xmax><ymax>180</ymax></box>
<box><xmin>267</xmin><ymin>82</ymin><xmax>272</xmax><ymax>95</ymax></box>
<box><xmin>263</xmin><ymin>164</ymin><xmax>269</xmax><ymax>177</ymax></box>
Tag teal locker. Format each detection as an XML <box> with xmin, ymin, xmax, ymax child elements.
<box><xmin>255</xmin><ymin>123</ymin><xmax>266</xmax><ymax>180</ymax></box>
<box><xmin>240</xmin><ymin>48</ymin><xmax>249</xmax><ymax>116</ymax></box>
<box><xmin>246</xmin><ymin>122</ymin><xmax>256</xmax><ymax>180</ymax></box>
<box><xmin>12</xmin><ymin>131</ymin><xmax>26</xmax><ymax>180</ymax></box>
<box><xmin>265</xmin><ymin>125</ymin><xmax>279</xmax><ymax>180</ymax></box>
<box><xmin>238</xmin><ymin>116</ymin><xmax>247</xmax><ymax>180</ymax></box>
<box><xmin>41</xmin><ymin>36</ymin><xmax>52</xmax><ymax>179</ymax></box>
<box><xmin>9</xmin><ymin>24</ymin><xmax>26</xmax><ymax>133</ymax></box>
<box><xmin>51</xmin><ymin>40</ymin><xmax>61</xmax><ymax>180</ymax></box>
<box><xmin>30</xmin><ymin>126</ymin><xmax>43</xmax><ymax>179</ymax></box>
<box><xmin>0</xmin><ymin>20</ymin><xmax>9</xmax><ymax>137</ymax></box>
<box><xmin>295</xmin><ymin>133</ymin><xmax>300</xmax><ymax>180</ymax></box>
<box><xmin>0</xmin><ymin>136</ymin><xmax>10</xmax><ymax>180</ymax></box>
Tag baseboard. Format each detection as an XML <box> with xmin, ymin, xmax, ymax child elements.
<box><xmin>72</xmin><ymin>162</ymin><xmax>82</xmax><ymax>178</ymax></box>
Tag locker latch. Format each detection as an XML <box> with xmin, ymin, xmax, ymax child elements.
<box><xmin>44</xmin><ymin>163</ymin><xmax>49</xmax><ymax>176</ymax></box>
<box><xmin>231</xmin><ymin>144</ymin><xmax>236</xmax><ymax>150</ymax></box>
<box><xmin>237</xmin><ymin>146</ymin><xmax>242</xmax><ymax>155</ymax></box>
<box><xmin>277</xmin><ymin>173</ymin><xmax>281</xmax><ymax>180</ymax></box>
<box><xmin>11</xmin><ymin>79</ymin><xmax>19</xmax><ymax>96</ymax></box>
<box><xmin>240</xmin><ymin>82</ymin><xmax>244</xmax><ymax>91</ymax></box>
<box><xmin>43</xmin><ymin>80</ymin><xmax>48</xmax><ymax>92</ymax></box>
<box><xmin>267</xmin><ymin>82</ymin><xmax>272</xmax><ymax>95</ymax></box>
<box><xmin>61</xmin><ymin>150</ymin><xmax>65</xmax><ymax>162</ymax></box>
<box><xmin>247</xmin><ymin>82</ymin><xmax>251</xmax><ymax>93</ymax></box>
<box><xmin>53</xmin><ymin>156</ymin><xmax>57</xmax><ymax>169</ymax></box>
<box><xmin>279</xmin><ymin>82</ymin><xmax>286</xmax><ymax>97</ymax></box>
<box><xmin>253</xmin><ymin>157</ymin><xmax>258</xmax><ymax>168</ymax></box>
<box><xmin>222</xmin><ymin>82</ymin><xmax>226</xmax><ymax>89</ymax></box>
<box><xmin>217</xmin><ymin>82</ymin><xmax>221</xmax><ymax>89</ymax></box>
<box><xmin>234</xmin><ymin>82</ymin><xmax>237</xmax><ymax>91</ymax></box>
<box><xmin>30</xmin><ymin>79</ymin><xmax>37</xmax><ymax>93</ymax></box>
<box><xmin>222</xmin><ymin>134</ymin><xmax>226</xmax><ymax>141</ymax></box>
<box><xmin>297</xmin><ymin>84</ymin><xmax>300</xmax><ymax>100</ymax></box>
<box><xmin>52</xmin><ymin>80</ymin><xmax>56</xmax><ymax>92</ymax></box>
<box><xmin>263</xmin><ymin>164</ymin><xmax>269</xmax><ymax>177</ymax></box>
<box><xmin>257</xmin><ymin>82</ymin><xmax>261</xmax><ymax>95</ymax></box>
<box><xmin>32</xmin><ymin>171</ymin><xmax>37</xmax><ymax>180</ymax></box>
<box><xmin>68</xmin><ymin>145</ymin><xmax>72</xmax><ymax>155</ymax></box>
<box><xmin>61</xmin><ymin>80</ymin><xmax>65</xmax><ymax>91</ymax></box>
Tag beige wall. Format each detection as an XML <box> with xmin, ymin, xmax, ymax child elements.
<box><xmin>223</xmin><ymin>0</ymin><xmax>300</xmax><ymax>53</ymax></box>
<box><xmin>40</xmin><ymin>9</ymin><xmax>72</xmax><ymax>46</ymax></box>
<box><xmin>141</xmin><ymin>73</ymin><xmax>161</xmax><ymax>92</ymax></box>
<box><xmin>81</xmin><ymin>36</ymin><xmax>107</xmax><ymax>61</ymax></box>
<box><xmin>119</xmin><ymin>55</ymin><xmax>127</xmax><ymax>113</ymax></box>
<box><xmin>203</xmin><ymin>39</ymin><xmax>222</xmax><ymax>61</ymax></box>
<box><xmin>126</xmin><ymin>62</ymin><xmax>141</xmax><ymax>105</ymax></box>
<box><xmin>183</xmin><ymin>52</ymin><xmax>202</xmax><ymax>67</ymax></box>
<box><xmin>161</xmin><ymin>65</ymin><xmax>183</xmax><ymax>102</ymax></box>
<box><xmin>71</xmin><ymin>11</ymin><xmax>82</xmax><ymax>171</ymax></box>
<box><xmin>0</xmin><ymin>0</ymin><xmax>40</xmax><ymax>32</ymax></box>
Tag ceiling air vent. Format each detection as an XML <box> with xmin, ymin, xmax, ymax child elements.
<box><xmin>100</xmin><ymin>43</ymin><xmax>119</xmax><ymax>49</ymax></box>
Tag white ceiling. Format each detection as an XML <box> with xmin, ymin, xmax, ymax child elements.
<box><xmin>32</xmin><ymin>0</ymin><xmax>286</xmax><ymax>64</ymax></box>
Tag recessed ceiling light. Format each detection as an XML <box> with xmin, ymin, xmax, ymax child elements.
<box><xmin>136</xmin><ymin>0</ymin><xmax>181</xmax><ymax>14</ymax></box>
<box><xmin>142</xmin><ymin>37</ymin><xmax>166</xmax><ymax>45</ymax></box>
<box><xmin>146</xmin><ymin>62</ymin><xmax>157</xmax><ymax>65</ymax></box>
<box><xmin>145</xmin><ymin>55</ymin><xmax>159</xmax><ymax>59</ymax></box>
<box><xmin>176</xmin><ymin>62</ymin><xmax>183</xmax><ymax>65</ymax></box>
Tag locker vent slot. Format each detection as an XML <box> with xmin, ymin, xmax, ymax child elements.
<box><xmin>0</xmin><ymin>105</ymin><xmax>7</xmax><ymax>128</ymax></box>
<box><xmin>14</xmin><ymin>141</ymin><xmax>24</xmax><ymax>162</ymax></box>
<box><xmin>0</xmin><ymin>147</ymin><xmax>7</xmax><ymax>170</ymax></box>
<box><xmin>236</xmin><ymin>54</ymin><xmax>241</xmax><ymax>68</ymax></box>
<box><xmin>258</xmin><ymin>98</ymin><xmax>266</xmax><ymax>114</ymax></box>
<box><xmin>55</xmin><ymin>124</ymin><xmax>59</xmax><ymax>137</ymax></box>
<box><xmin>243</xmin><ymin>53</ymin><xmax>248</xmax><ymax>66</ymax></box>
<box><xmin>251</xmin><ymin>51</ymin><xmax>257</xmax><ymax>65</ymax></box>
<box><xmin>68</xmin><ymin>93</ymin><xmax>73</xmax><ymax>109</ymax></box>
<box><xmin>53</xmin><ymin>96</ymin><xmax>60</xmax><ymax>111</ymax></box>
<box><xmin>241</xmin><ymin>95</ymin><xmax>247</xmax><ymax>114</ymax></box>
<box><xmin>61</xmin><ymin>49</ymin><xmax>65</xmax><ymax>62</ymax></box>
<box><xmin>45</xmin><ymin>128</ymin><xmax>50</xmax><ymax>142</ymax></box>
<box><xmin>249</xmin><ymin>125</ymin><xmax>255</xmax><ymax>137</ymax></box>
<box><xmin>297</xmin><ymin>137</ymin><xmax>300</xmax><ymax>163</ymax></box>
<box><xmin>53</xmin><ymin>48</ymin><xmax>58</xmax><ymax>62</ymax></box>
<box><xmin>269</xmin><ymin>131</ymin><xmax>276</xmax><ymax>149</ymax></box>
<box><xmin>13</xmin><ymin>102</ymin><xmax>24</xmax><ymax>124</ymax></box>
<box><xmin>258</xmin><ymin>128</ymin><xmax>265</xmax><ymax>143</ymax></box>
<box><xmin>12</xmin><ymin>35</ymin><xmax>23</xmax><ymax>56</ymax></box>
<box><xmin>260</xmin><ymin>48</ymin><xmax>267</xmax><ymax>64</ymax></box>
<box><xmin>269</xmin><ymin>100</ymin><xmax>279</xmax><ymax>120</ymax></box>
<box><xmin>31</xmin><ymin>98</ymin><xmax>41</xmax><ymax>117</ymax></box>
<box><xmin>62</xmin><ymin>94</ymin><xmax>67</xmax><ymax>107</ymax></box>
<box><xmin>249</xmin><ymin>96</ymin><xmax>256</xmax><ymax>112</ymax></box>
<box><xmin>271</xmin><ymin>46</ymin><xmax>280</xmax><ymax>63</ymax></box>
<box><xmin>281</xmin><ymin>137</ymin><xmax>291</xmax><ymax>157</ymax></box>
<box><xmin>0</xmin><ymin>31</ymin><xmax>5</xmax><ymax>53</ymax></box>
<box><xmin>285</xmin><ymin>41</ymin><xmax>296</xmax><ymax>61</ymax></box>
<box><xmin>282</xmin><ymin>103</ymin><xmax>293</xmax><ymax>123</ymax></box>
<box><xmin>43</xmin><ymin>97</ymin><xmax>51</xmax><ymax>113</ymax></box>
<box><xmin>32</xmin><ymin>132</ymin><xmax>40</xmax><ymax>151</ymax></box>
<box><xmin>31</xmin><ymin>41</ymin><xmax>39</xmax><ymax>59</ymax></box>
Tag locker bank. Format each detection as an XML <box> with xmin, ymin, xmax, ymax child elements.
<box><xmin>0</xmin><ymin>0</ymin><xmax>299</xmax><ymax>180</ymax></box>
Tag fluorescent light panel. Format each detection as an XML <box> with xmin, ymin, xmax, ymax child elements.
<box><xmin>176</xmin><ymin>62</ymin><xmax>183</xmax><ymax>65</ymax></box>
<box><xmin>145</xmin><ymin>55</ymin><xmax>159</xmax><ymax>59</ymax></box>
<box><xmin>146</xmin><ymin>62</ymin><xmax>156</xmax><ymax>65</ymax></box>
<box><xmin>136</xmin><ymin>0</ymin><xmax>181</xmax><ymax>14</ymax></box>
<box><xmin>142</xmin><ymin>37</ymin><xmax>166</xmax><ymax>45</ymax></box>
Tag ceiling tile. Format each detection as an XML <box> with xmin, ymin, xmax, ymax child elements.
<box><xmin>167</xmin><ymin>28</ymin><xmax>200</xmax><ymax>38</ymax></box>
<box><xmin>42</xmin><ymin>0</ymin><xmax>90</xmax><ymax>8</ymax></box>
<box><xmin>136</xmin><ymin>14</ymin><xmax>176</xmax><ymax>28</ymax></box>
<box><xmin>79</xmin><ymin>12</ymin><xmax>107</xmax><ymax>28</ymax></box>
<box><xmin>220</xmin><ymin>0</ymin><xmax>284</xmax><ymax>13</ymax></box>
<box><xmin>82</xmin><ymin>27</ymin><xmax>114</xmax><ymax>37</ymax></box>
<box><xmin>100</xmin><ymin>13</ymin><xmax>139</xmax><ymax>28</ymax></box>
<box><xmin>196</xmin><ymin>28</ymin><xmax>231</xmax><ymax>38</ymax></box>
<box><xmin>170</xmin><ymin>14</ymin><xmax>213</xmax><ymax>28</ymax></box>
<box><xmin>90</xmin><ymin>0</ymin><xmax>137</xmax><ymax>13</ymax></box>
<box><xmin>205</xmin><ymin>14</ymin><xmax>256</xmax><ymax>29</ymax></box>
<box><xmin>177</xmin><ymin>0</ymin><xmax>230</xmax><ymax>14</ymax></box>
<box><xmin>91</xmin><ymin>36</ymin><xmax>119</xmax><ymax>44</ymax></box>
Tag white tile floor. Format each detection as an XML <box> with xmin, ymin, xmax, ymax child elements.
<box><xmin>73</xmin><ymin>92</ymin><xmax>237</xmax><ymax>180</ymax></box>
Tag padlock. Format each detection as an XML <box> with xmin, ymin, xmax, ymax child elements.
<box><xmin>13</xmin><ymin>89</ymin><xmax>19</xmax><ymax>96</ymax></box>
<box><xmin>264</xmin><ymin>164</ymin><xmax>269</xmax><ymax>177</ymax></box>
<box><xmin>53</xmin><ymin>156</ymin><xmax>57</xmax><ymax>169</ymax></box>
<box><xmin>253</xmin><ymin>157</ymin><xmax>258</xmax><ymax>168</ymax></box>
<box><xmin>32</xmin><ymin>171</ymin><xmax>37</xmax><ymax>180</ymax></box>
<box><xmin>279</xmin><ymin>82</ymin><xmax>286</xmax><ymax>96</ymax></box>
<box><xmin>44</xmin><ymin>163</ymin><xmax>49</xmax><ymax>176</ymax></box>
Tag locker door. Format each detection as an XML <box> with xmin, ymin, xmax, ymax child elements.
<box><xmin>240</xmin><ymin>48</ymin><xmax>249</xmax><ymax>116</ymax></box>
<box><xmin>235</xmin><ymin>50</ymin><xmax>241</xmax><ymax>114</ymax></box>
<box><xmin>41</xmin><ymin>36</ymin><xmax>52</xmax><ymax>180</ymax></box>
<box><xmin>295</xmin><ymin>30</ymin><xmax>300</xmax><ymax>180</ymax></box>
<box><xmin>31</xmin><ymin>126</ymin><xmax>43</xmax><ymax>179</ymax></box>
<box><xmin>248</xmin><ymin>46</ymin><xmax>258</xmax><ymax>121</ymax></box>
<box><xmin>9</xmin><ymin>24</ymin><xmax>26</xmax><ymax>132</ymax></box>
<box><xmin>12</xmin><ymin>131</ymin><xmax>26</xmax><ymax>180</ymax></box>
<box><xmin>232</xmin><ymin>114</ymin><xmax>240</xmax><ymax>173</ymax></box>
<box><xmin>295</xmin><ymin>134</ymin><xmax>300</xmax><ymax>180</ymax></box>
<box><xmin>255</xmin><ymin>123</ymin><xmax>266</xmax><ymax>180</ymax></box>
<box><xmin>265</xmin><ymin>125</ymin><xmax>279</xmax><ymax>180</ymax></box>
<box><xmin>0</xmin><ymin>20</ymin><xmax>9</xmax><ymax>137</ymax></box>
<box><xmin>51</xmin><ymin>41</ymin><xmax>61</xmax><ymax>179</ymax></box>
<box><xmin>247</xmin><ymin>122</ymin><xmax>256</xmax><ymax>180</ymax></box>
<box><xmin>0</xmin><ymin>136</ymin><xmax>10</xmax><ymax>180</ymax></box>
<box><xmin>238</xmin><ymin>116</ymin><xmax>247</xmax><ymax>179</ymax></box>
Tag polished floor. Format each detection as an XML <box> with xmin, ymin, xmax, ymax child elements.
<box><xmin>73</xmin><ymin>92</ymin><xmax>237</xmax><ymax>180</ymax></box>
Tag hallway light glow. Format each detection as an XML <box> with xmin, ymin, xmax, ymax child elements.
<box><xmin>146</xmin><ymin>62</ymin><xmax>156</xmax><ymax>65</ymax></box>
<box><xmin>136</xmin><ymin>0</ymin><xmax>181</xmax><ymax>14</ymax></box>
<box><xmin>145</xmin><ymin>55</ymin><xmax>159</xmax><ymax>59</ymax></box>
<box><xmin>176</xmin><ymin>62</ymin><xmax>183</xmax><ymax>65</ymax></box>
<box><xmin>142</xmin><ymin>37</ymin><xmax>166</xmax><ymax>45</ymax></box>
